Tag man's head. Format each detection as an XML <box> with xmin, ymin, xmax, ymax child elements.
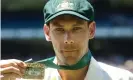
<box><xmin>43</xmin><ymin>0</ymin><xmax>96</xmax><ymax>65</ymax></box>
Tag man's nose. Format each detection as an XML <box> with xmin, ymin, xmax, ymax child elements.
<box><xmin>64</xmin><ymin>32</ymin><xmax>74</xmax><ymax>44</ymax></box>
<box><xmin>64</xmin><ymin>40</ymin><xmax>74</xmax><ymax>44</ymax></box>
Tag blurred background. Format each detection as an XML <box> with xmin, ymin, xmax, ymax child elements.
<box><xmin>1</xmin><ymin>0</ymin><xmax>133</xmax><ymax>73</ymax></box>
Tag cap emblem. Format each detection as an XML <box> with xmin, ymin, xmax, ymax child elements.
<box><xmin>56</xmin><ymin>1</ymin><xmax>74</xmax><ymax>11</ymax></box>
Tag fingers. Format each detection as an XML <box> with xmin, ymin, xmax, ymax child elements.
<box><xmin>1</xmin><ymin>73</ymin><xmax>21</xmax><ymax>80</ymax></box>
<box><xmin>0</xmin><ymin>59</ymin><xmax>27</xmax><ymax>68</ymax></box>
<box><xmin>11</xmin><ymin>59</ymin><xmax>27</xmax><ymax>68</ymax></box>
<box><xmin>0</xmin><ymin>59</ymin><xmax>27</xmax><ymax>77</ymax></box>
<box><xmin>0</xmin><ymin>66</ymin><xmax>22</xmax><ymax>77</ymax></box>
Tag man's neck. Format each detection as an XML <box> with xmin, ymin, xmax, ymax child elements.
<box><xmin>58</xmin><ymin>65</ymin><xmax>89</xmax><ymax>80</ymax></box>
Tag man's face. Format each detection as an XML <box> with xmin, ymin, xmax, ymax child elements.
<box><xmin>44</xmin><ymin>15</ymin><xmax>95</xmax><ymax>65</ymax></box>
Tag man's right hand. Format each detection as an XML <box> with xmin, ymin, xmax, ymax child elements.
<box><xmin>0</xmin><ymin>59</ymin><xmax>27</xmax><ymax>80</ymax></box>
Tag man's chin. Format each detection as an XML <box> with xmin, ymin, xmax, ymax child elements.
<box><xmin>65</xmin><ymin>62</ymin><xmax>77</xmax><ymax>66</ymax></box>
<box><xmin>64</xmin><ymin>57</ymin><xmax>78</xmax><ymax>66</ymax></box>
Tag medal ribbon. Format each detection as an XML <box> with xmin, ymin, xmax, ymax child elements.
<box><xmin>35</xmin><ymin>51</ymin><xmax>92</xmax><ymax>70</ymax></box>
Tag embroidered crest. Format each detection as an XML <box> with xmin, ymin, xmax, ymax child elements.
<box><xmin>56</xmin><ymin>1</ymin><xmax>74</xmax><ymax>11</ymax></box>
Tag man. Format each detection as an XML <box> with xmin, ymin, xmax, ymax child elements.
<box><xmin>1</xmin><ymin>0</ymin><xmax>133</xmax><ymax>80</ymax></box>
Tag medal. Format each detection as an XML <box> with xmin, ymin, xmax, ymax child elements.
<box><xmin>23</xmin><ymin>63</ymin><xmax>45</xmax><ymax>79</ymax></box>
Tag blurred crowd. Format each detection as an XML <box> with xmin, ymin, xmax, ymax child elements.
<box><xmin>98</xmin><ymin>56</ymin><xmax>133</xmax><ymax>73</ymax></box>
<box><xmin>120</xmin><ymin>60</ymin><xmax>133</xmax><ymax>73</ymax></box>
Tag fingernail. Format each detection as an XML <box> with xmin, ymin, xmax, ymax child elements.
<box><xmin>23</xmin><ymin>63</ymin><xmax>27</xmax><ymax>67</ymax></box>
<box><xmin>21</xmin><ymin>62</ymin><xmax>27</xmax><ymax>68</ymax></box>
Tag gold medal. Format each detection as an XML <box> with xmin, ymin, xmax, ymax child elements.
<box><xmin>23</xmin><ymin>63</ymin><xmax>45</xmax><ymax>79</ymax></box>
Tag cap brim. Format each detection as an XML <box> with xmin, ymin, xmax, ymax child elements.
<box><xmin>45</xmin><ymin>10</ymin><xmax>90</xmax><ymax>24</ymax></box>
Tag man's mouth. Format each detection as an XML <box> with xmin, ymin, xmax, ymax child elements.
<box><xmin>63</xmin><ymin>50</ymin><xmax>78</xmax><ymax>52</ymax></box>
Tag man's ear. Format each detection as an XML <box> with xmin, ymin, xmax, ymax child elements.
<box><xmin>88</xmin><ymin>21</ymin><xmax>96</xmax><ymax>39</ymax></box>
<box><xmin>43</xmin><ymin>24</ymin><xmax>51</xmax><ymax>41</ymax></box>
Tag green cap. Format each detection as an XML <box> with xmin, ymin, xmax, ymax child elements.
<box><xmin>43</xmin><ymin>0</ymin><xmax>94</xmax><ymax>24</ymax></box>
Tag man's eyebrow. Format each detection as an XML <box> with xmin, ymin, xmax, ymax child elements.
<box><xmin>73</xmin><ymin>20</ymin><xmax>85</xmax><ymax>26</ymax></box>
<box><xmin>52</xmin><ymin>22</ymin><xmax>63</xmax><ymax>27</ymax></box>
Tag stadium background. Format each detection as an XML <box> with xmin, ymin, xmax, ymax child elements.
<box><xmin>1</xmin><ymin>0</ymin><xmax>133</xmax><ymax>72</ymax></box>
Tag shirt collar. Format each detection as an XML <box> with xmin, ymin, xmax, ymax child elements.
<box><xmin>85</xmin><ymin>57</ymin><xmax>111</xmax><ymax>80</ymax></box>
<box><xmin>53</xmin><ymin>57</ymin><xmax>111</xmax><ymax>80</ymax></box>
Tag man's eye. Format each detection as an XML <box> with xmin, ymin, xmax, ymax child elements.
<box><xmin>55</xmin><ymin>28</ymin><xmax>64</xmax><ymax>32</ymax></box>
<box><xmin>73</xmin><ymin>27</ymin><xmax>82</xmax><ymax>31</ymax></box>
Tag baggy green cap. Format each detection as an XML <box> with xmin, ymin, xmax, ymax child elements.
<box><xmin>43</xmin><ymin>0</ymin><xmax>94</xmax><ymax>24</ymax></box>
